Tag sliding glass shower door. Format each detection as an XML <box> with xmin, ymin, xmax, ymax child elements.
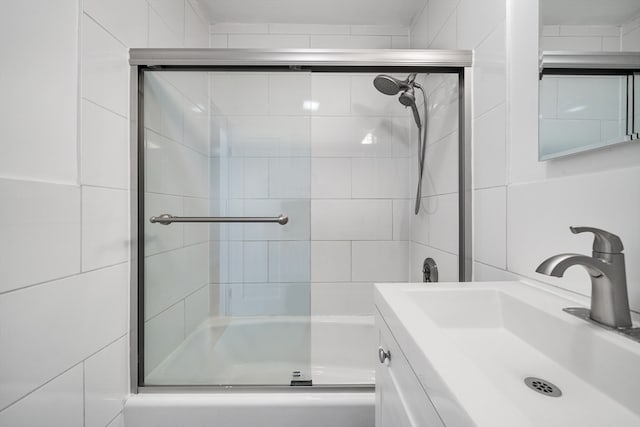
<box><xmin>142</xmin><ymin>70</ymin><xmax>312</xmax><ymax>386</ymax></box>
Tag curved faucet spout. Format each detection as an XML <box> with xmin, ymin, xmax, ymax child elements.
<box><xmin>535</xmin><ymin>253</ymin><xmax>606</xmax><ymax>278</ymax></box>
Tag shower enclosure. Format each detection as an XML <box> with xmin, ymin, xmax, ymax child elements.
<box><xmin>130</xmin><ymin>49</ymin><xmax>472</xmax><ymax>391</ymax></box>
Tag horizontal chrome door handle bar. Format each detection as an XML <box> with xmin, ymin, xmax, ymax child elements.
<box><xmin>149</xmin><ymin>214</ymin><xmax>288</xmax><ymax>225</ymax></box>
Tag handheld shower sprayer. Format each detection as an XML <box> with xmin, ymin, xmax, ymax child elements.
<box><xmin>373</xmin><ymin>73</ymin><xmax>428</xmax><ymax>214</ymax></box>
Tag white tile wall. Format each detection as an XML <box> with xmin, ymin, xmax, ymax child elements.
<box><xmin>311</xmin><ymin>158</ymin><xmax>352</xmax><ymax>198</ymax></box>
<box><xmin>0</xmin><ymin>180</ymin><xmax>80</xmax><ymax>293</ymax></box>
<box><xmin>474</xmin><ymin>186</ymin><xmax>507</xmax><ymax>269</ymax></box>
<box><xmin>82</xmin><ymin>15</ymin><xmax>130</xmax><ymax>117</ymax></box>
<box><xmin>81</xmin><ymin>100</ymin><xmax>130</xmax><ymax>189</ymax></box>
<box><xmin>622</xmin><ymin>14</ymin><xmax>640</xmax><ymax>51</ymax></box>
<box><xmin>268</xmin><ymin>241</ymin><xmax>311</xmax><ymax>282</ymax></box>
<box><xmin>311</xmin><ymin>200</ymin><xmax>392</xmax><ymax>240</ymax></box>
<box><xmin>83</xmin><ymin>0</ymin><xmax>148</xmax><ymax>47</ymax></box>
<box><xmin>0</xmin><ymin>264</ymin><xmax>128</xmax><ymax>410</ymax></box>
<box><xmin>311</xmin><ymin>283</ymin><xmax>374</xmax><ymax>315</ymax></box>
<box><xmin>0</xmin><ymin>0</ymin><xmax>79</xmax><ymax>184</ymax></box>
<box><xmin>85</xmin><ymin>336</ymin><xmax>129</xmax><ymax>427</ymax></box>
<box><xmin>352</xmin><ymin>241</ymin><xmax>409</xmax><ymax>282</ymax></box>
<box><xmin>542</xmin><ymin>25</ymin><xmax>622</xmax><ymax>52</ymax></box>
<box><xmin>311</xmin><ymin>241</ymin><xmax>352</xmax><ymax>282</ymax></box>
<box><xmin>209</xmin><ymin>22</ymin><xmax>408</xmax><ymax>50</ymax></box>
<box><xmin>0</xmin><ymin>365</ymin><xmax>84</xmax><ymax>426</ymax></box>
<box><xmin>0</xmin><ymin>0</ymin><xmax>209</xmax><ymax>422</ymax></box>
<box><xmin>82</xmin><ymin>187</ymin><xmax>130</xmax><ymax>271</ymax></box>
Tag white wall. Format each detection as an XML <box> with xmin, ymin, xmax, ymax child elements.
<box><xmin>0</xmin><ymin>0</ymin><xmax>208</xmax><ymax>425</ymax></box>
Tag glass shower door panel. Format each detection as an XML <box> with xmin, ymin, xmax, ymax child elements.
<box><xmin>143</xmin><ymin>70</ymin><xmax>312</xmax><ymax>386</ymax></box>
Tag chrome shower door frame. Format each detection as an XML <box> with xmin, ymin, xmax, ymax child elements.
<box><xmin>129</xmin><ymin>48</ymin><xmax>473</xmax><ymax>393</ymax></box>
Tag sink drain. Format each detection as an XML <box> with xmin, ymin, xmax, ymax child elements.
<box><xmin>524</xmin><ymin>377</ymin><xmax>562</xmax><ymax>397</ymax></box>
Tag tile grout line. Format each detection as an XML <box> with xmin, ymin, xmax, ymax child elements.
<box><xmin>0</xmin><ymin>260</ymin><xmax>129</xmax><ymax>297</ymax></box>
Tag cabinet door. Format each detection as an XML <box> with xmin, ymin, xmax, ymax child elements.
<box><xmin>376</xmin><ymin>355</ymin><xmax>415</xmax><ymax>427</ymax></box>
<box><xmin>376</xmin><ymin>312</ymin><xmax>445</xmax><ymax>427</ymax></box>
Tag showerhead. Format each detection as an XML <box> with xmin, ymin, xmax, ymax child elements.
<box><xmin>373</xmin><ymin>74</ymin><xmax>407</xmax><ymax>95</ymax></box>
<box><xmin>373</xmin><ymin>73</ymin><xmax>423</xmax><ymax>128</ymax></box>
<box><xmin>398</xmin><ymin>88</ymin><xmax>416</xmax><ymax>107</ymax></box>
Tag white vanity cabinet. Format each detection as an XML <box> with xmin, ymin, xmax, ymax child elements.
<box><xmin>375</xmin><ymin>311</ymin><xmax>445</xmax><ymax>427</ymax></box>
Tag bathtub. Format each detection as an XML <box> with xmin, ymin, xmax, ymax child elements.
<box><xmin>127</xmin><ymin>315</ymin><xmax>375</xmax><ymax>427</ymax></box>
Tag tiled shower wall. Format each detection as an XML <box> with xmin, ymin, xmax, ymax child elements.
<box><xmin>207</xmin><ymin>23</ymin><xmax>415</xmax><ymax>317</ymax></box>
<box><xmin>409</xmin><ymin>0</ymin><xmax>508</xmax><ymax>281</ymax></box>
<box><xmin>0</xmin><ymin>0</ymin><xmax>208</xmax><ymax>425</ymax></box>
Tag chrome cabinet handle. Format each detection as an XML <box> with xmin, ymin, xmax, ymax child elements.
<box><xmin>378</xmin><ymin>347</ymin><xmax>391</xmax><ymax>364</ymax></box>
<box><xmin>149</xmin><ymin>214</ymin><xmax>288</xmax><ymax>225</ymax></box>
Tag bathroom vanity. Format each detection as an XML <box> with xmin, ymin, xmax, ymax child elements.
<box><xmin>374</xmin><ymin>282</ymin><xmax>640</xmax><ymax>427</ymax></box>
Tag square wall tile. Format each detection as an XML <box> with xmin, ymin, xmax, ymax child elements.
<box><xmin>148</xmin><ymin>0</ymin><xmax>184</xmax><ymax>40</ymax></box>
<box><xmin>0</xmin><ymin>365</ymin><xmax>83</xmax><ymax>427</ymax></box>
<box><xmin>474</xmin><ymin>186</ymin><xmax>506</xmax><ymax>269</ymax></box>
<box><xmin>311</xmin><ymin>74</ymin><xmax>351</xmax><ymax>116</ymax></box>
<box><xmin>211</xmin><ymin>73</ymin><xmax>268</xmax><ymax>115</ymax></box>
<box><xmin>473</xmin><ymin>103</ymin><xmax>507</xmax><ymax>189</ymax></box>
<box><xmin>84</xmin><ymin>336</ymin><xmax>129</xmax><ymax>427</ymax></box>
<box><xmin>352</xmin><ymin>241</ymin><xmax>409</xmax><ymax>282</ymax></box>
<box><xmin>311</xmin><ymin>283</ymin><xmax>374</xmax><ymax>316</ymax></box>
<box><xmin>82</xmin><ymin>15</ymin><xmax>129</xmax><ymax>117</ymax></box>
<box><xmin>311</xmin><ymin>117</ymin><xmax>393</xmax><ymax>158</ymax></box>
<box><xmin>185</xmin><ymin>2</ymin><xmax>208</xmax><ymax>47</ymax></box>
<box><xmin>81</xmin><ymin>100</ymin><xmax>129</xmax><ymax>189</ymax></box>
<box><xmin>311</xmin><ymin>158</ymin><xmax>351</xmax><ymax>199</ymax></box>
<box><xmin>269</xmin><ymin>158</ymin><xmax>310</xmax><ymax>198</ymax></box>
<box><xmin>473</xmin><ymin>22</ymin><xmax>506</xmax><ymax>117</ymax></box>
<box><xmin>311</xmin><ymin>241</ymin><xmax>351</xmax><ymax>282</ymax></box>
<box><xmin>311</xmin><ymin>200</ymin><xmax>392</xmax><ymax>241</ymax></box>
<box><xmin>0</xmin><ymin>264</ymin><xmax>128</xmax><ymax>409</ymax></box>
<box><xmin>269</xmin><ymin>73</ymin><xmax>311</xmax><ymax>115</ymax></box>
<box><xmin>0</xmin><ymin>0</ymin><xmax>78</xmax><ymax>183</ymax></box>
<box><xmin>82</xmin><ymin>186</ymin><xmax>129</xmax><ymax>271</ymax></box>
<box><xmin>0</xmin><ymin>180</ymin><xmax>80</xmax><ymax>293</ymax></box>
<box><xmin>269</xmin><ymin>241</ymin><xmax>310</xmax><ymax>283</ymax></box>
<box><xmin>83</xmin><ymin>0</ymin><xmax>148</xmax><ymax>47</ymax></box>
<box><xmin>352</xmin><ymin>158</ymin><xmax>410</xmax><ymax>199</ymax></box>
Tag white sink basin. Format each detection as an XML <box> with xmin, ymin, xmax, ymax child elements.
<box><xmin>375</xmin><ymin>281</ymin><xmax>640</xmax><ymax>427</ymax></box>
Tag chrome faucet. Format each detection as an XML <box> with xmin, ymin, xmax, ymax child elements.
<box><xmin>536</xmin><ymin>226</ymin><xmax>632</xmax><ymax>328</ymax></box>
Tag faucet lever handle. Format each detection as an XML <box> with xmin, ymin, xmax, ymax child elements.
<box><xmin>570</xmin><ymin>226</ymin><xmax>624</xmax><ymax>253</ymax></box>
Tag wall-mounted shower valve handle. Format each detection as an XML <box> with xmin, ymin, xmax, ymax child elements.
<box><xmin>149</xmin><ymin>214</ymin><xmax>289</xmax><ymax>225</ymax></box>
<box><xmin>378</xmin><ymin>347</ymin><xmax>391</xmax><ymax>364</ymax></box>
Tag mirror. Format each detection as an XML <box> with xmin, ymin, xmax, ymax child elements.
<box><xmin>538</xmin><ymin>0</ymin><xmax>640</xmax><ymax>161</ymax></box>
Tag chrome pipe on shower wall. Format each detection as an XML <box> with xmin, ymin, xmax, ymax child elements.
<box><xmin>149</xmin><ymin>214</ymin><xmax>289</xmax><ymax>225</ymax></box>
